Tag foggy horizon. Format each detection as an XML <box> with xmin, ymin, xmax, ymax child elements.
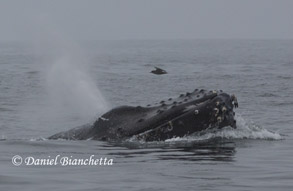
<box><xmin>1</xmin><ymin>0</ymin><xmax>293</xmax><ymax>42</ymax></box>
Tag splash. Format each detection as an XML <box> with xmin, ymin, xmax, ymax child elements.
<box><xmin>165</xmin><ymin>114</ymin><xmax>282</xmax><ymax>142</ymax></box>
<box><xmin>126</xmin><ymin>113</ymin><xmax>282</xmax><ymax>147</ymax></box>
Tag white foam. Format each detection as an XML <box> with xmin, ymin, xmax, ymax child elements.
<box><xmin>29</xmin><ymin>137</ymin><xmax>47</xmax><ymax>141</ymax></box>
<box><xmin>165</xmin><ymin>114</ymin><xmax>282</xmax><ymax>142</ymax></box>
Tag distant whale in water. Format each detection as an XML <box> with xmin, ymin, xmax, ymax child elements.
<box><xmin>49</xmin><ymin>89</ymin><xmax>238</xmax><ymax>141</ymax></box>
<box><xmin>150</xmin><ymin>67</ymin><xmax>167</xmax><ymax>75</ymax></box>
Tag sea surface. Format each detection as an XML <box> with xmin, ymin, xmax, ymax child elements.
<box><xmin>0</xmin><ymin>39</ymin><xmax>292</xmax><ymax>191</ymax></box>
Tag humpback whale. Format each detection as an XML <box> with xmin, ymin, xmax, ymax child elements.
<box><xmin>49</xmin><ymin>89</ymin><xmax>238</xmax><ymax>141</ymax></box>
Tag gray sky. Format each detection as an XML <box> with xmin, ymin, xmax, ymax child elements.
<box><xmin>1</xmin><ymin>0</ymin><xmax>293</xmax><ymax>41</ymax></box>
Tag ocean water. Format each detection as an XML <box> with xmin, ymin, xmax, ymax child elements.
<box><xmin>0</xmin><ymin>40</ymin><xmax>292</xmax><ymax>190</ymax></box>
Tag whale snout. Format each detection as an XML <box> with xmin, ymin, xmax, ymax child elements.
<box><xmin>211</xmin><ymin>93</ymin><xmax>237</xmax><ymax>129</ymax></box>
